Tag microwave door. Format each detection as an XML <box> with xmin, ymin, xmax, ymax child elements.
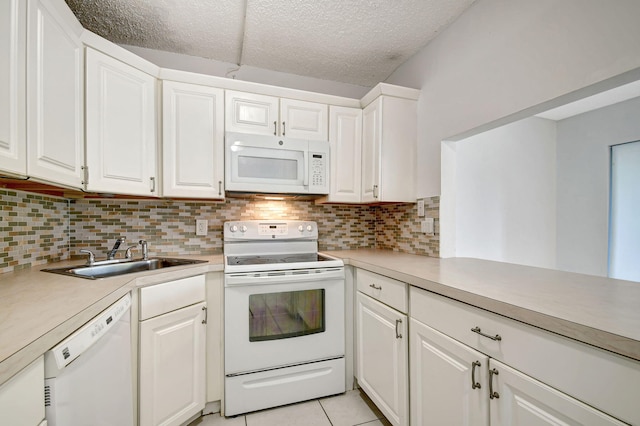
<box><xmin>229</xmin><ymin>145</ymin><xmax>307</xmax><ymax>193</ymax></box>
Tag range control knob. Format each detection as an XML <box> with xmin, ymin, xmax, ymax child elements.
<box><xmin>230</xmin><ymin>225</ymin><xmax>238</xmax><ymax>232</ymax></box>
<box><xmin>240</xmin><ymin>225</ymin><xmax>247</xmax><ymax>233</ymax></box>
<box><xmin>298</xmin><ymin>225</ymin><xmax>304</xmax><ymax>232</ymax></box>
<box><xmin>306</xmin><ymin>225</ymin><xmax>313</xmax><ymax>232</ymax></box>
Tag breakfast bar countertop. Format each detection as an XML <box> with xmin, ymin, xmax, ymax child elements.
<box><xmin>2</xmin><ymin>249</ymin><xmax>639</xmax><ymax>387</ymax></box>
<box><xmin>330</xmin><ymin>249</ymin><xmax>640</xmax><ymax>361</ymax></box>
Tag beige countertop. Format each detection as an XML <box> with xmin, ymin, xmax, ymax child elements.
<box><xmin>2</xmin><ymin>249</ymin><xmax>639</xmax><ymax>386</ymax></box>
<box><xmin>330</xmin><ymin>249</ymin><xmax>640</xmax><ymax>361</ymax></box>
<box><xmin>0</xmin><ymin>255</ymin><xmax>223</xmax><ymax>385</ymax></box>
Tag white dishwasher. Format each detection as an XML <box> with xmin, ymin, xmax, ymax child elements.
<box><xmin>44</xmin><ymin>293</ymin><xmax>134</xmax><ymax>426</ymax></box>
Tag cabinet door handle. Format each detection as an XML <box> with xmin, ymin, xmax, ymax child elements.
<box><xmin>218</xmin><ymin>180</ymin><xmax>222</xmax><ymax>196</ymax></box>
<box><xmin>274</xmin><ymin>121</ymin><xmax>277</xmax><ymax>135</ymax></box>
<box><xmin>150</xmin><ymin>176</ymin><xmax>156</xmax><ymax>192</ymax></box>
<box><xmin>373</xmin><ymin>184</ymin><xmax>379</xmax><ymax>199</ymax></box>
<box><xmin>471</xmin><ymin>326</ymin><xmax>502</xmax><ymax>341</ymax></box>
<box><xmin>282</xmin><ymin>121</ymin><xmax>286</xmax><ymax>136</ymax></box>
<box><xmin>489</xmin><ymin>368</ymin><xmax>500</xmax><ymax>399</ymax></box>
<box><xmin>395</xmin><ymin>319</ymin><xmax>403</xmax><ymax>339</ymax></box>
<box><xmin>369</xmin><ymin>284</ymin><xmax>382</xmax><ymax>290</ymax></box>
<box><xmin>202</xmin><ymin>306</ymin><xmax>208</xmax><ymax>324</ymax></box>
<box><xmin>471</xmin><ymin>361</ymin><xmax>481</xmax><ymax>389</ymax></box>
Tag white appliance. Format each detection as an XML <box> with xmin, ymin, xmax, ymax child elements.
<box><xmin>44</xmin><ymin>294</ymin><xmax>134</xmax><ymax>426</ymax></box>
<box><xmin>224</xmin><ymin>220</ymin><xmax>345</xmax><ymax>416</ymax></box>
<box><xmin>225</xmin><ymin>132</ymin><xmax>330</xmax><ymax>195</ymax></box>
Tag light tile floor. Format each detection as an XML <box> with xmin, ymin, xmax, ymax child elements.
<box><xmin>188</xmin><ymin>390</ymin><xmax>392</xmax><ymax>426</ymax></box>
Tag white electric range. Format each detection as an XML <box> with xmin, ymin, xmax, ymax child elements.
<box><xmin>223</xmin><ymin>220</ymin><xmax>345</xmax><ymax>416</ymax></box>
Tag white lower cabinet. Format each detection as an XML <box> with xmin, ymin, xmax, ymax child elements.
<box><xmin>409</xmin><ymin>286</ymin><xmax>636</xmax><ymax>426</ymax></box>
<box><xmin>0</xmin><ymin>356</ymin><xmax>45</xmax><ymax>426</ymax></box>
<box><xmin>356</xmin><ymin>292</ymin><xmax>408</xmax><ymax>426</ymax></box>
<box><xmin>409</xmin><ymin>319</ymin><xmax>489</xmax><ymax>426</ymax></box>
<box><xmin>139</xmin><ymin>275</ymin><xmax>206</xmax><ymax>426</ymax></box>
<box><xmin>489</xmin><ymin>360</ymin><xmax>626</xmax><ymax>425</ymax></box>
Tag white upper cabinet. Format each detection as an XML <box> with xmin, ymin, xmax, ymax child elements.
<box><xmin>225</xmin><ymin>91</ymin><xmax>279</xmax><ymax>136</ymax></box>
<box><xmin>324</xmin><ymin>106</ymin><xmax>362</xmax><ymax>203</ymax></box>
<box><xmin>0</xmin><ymin>0</ymin><xmax>26</xmax><ymax>177</ymax></box>
<box><xmin>279</xmin><ymin>98</ymin><xmax>328</xmax><ymax>140</ymax></box>
<box><xmin>225</xmin><ymin>90</ymin><xmax>328</xmax><ymax>140</ymax></box>
<box><xmin>361</xmin><ymin>95</ymin><xmax>417</xmax><ymax>203</ymax></box>
<box><xmin>26</xmin><ymin>0</ymin><xmax>84</xmax><ymax>188</ymax></box>
<box><xmin>162</xmin><ymin>81</ymin><xmax>224</xmax><ymax>199</ymax></box>
<box><xmin>85</xmin><ymin>47</ymin><xmax>158</xmax><ymax>196</ymax></box>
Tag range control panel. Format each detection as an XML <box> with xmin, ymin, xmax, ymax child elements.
<box><xmin>224</xmin><ymin>220</ymin><xmax>318</xmax><ymax>240</ymax></box>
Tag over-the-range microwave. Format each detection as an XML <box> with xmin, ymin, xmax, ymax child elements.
<box><xmin>225</xmin><ymin>131</ymin><xmax>330</xmax><ymax>195</ymax></box>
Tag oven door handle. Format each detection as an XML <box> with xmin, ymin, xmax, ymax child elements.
<box><xmin>225</xmin><ymin>269</ymin><xmax>344</xmax><ymax>286</ymax></box>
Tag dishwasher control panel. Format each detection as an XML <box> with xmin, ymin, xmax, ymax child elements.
<box><xmin>45</xmin><ymin>293</ymin><xmax>131</xmax><ymax>372</ymax></box>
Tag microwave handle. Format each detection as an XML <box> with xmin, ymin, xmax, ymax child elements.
<box><xmin>303</xmin><ymin>150</ymin><xmax>309</xmax><ymax>186</ymax></box>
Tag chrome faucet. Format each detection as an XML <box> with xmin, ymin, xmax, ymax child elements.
<box><xmin>107</xmin><ymin>237</ymin><xmax>126</xmax><ymax>260</ymax></box>
<box><xmin>139</xmin><ymin>240</ymin><xmax>148</xmax><ymax>260</ymax></box>
<box><xmin>79</xmin><ymin>249</ymin><xmax>96</xmax><ymax>265</ymax></box>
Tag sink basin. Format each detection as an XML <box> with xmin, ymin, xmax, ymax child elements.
<box><xmin>43</xmin><ymin>258</ymin><xmax>207</xmax><ymax>279</ymax></box>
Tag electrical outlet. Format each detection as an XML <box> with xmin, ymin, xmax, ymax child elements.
<box><xmin>421</xmin><ymin>218</ymin><xmax>434</xmax><ymax>235</ymax></box>
<box><xmin>196</xmin><ymin>219</ymin><xmax>208</xmax><ymax>236</ymax></box>
<box><xmin>417</xmin><ymin>199</ymin><xmax>425</xmax><ymax>217</ymax></box>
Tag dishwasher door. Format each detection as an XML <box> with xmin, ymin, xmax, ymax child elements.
<box><xmin>44</xmin><ymin>293</ymin><xmax>134</xmax><ymax>426</ymax></box>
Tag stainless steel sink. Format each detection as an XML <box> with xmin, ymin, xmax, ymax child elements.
<box><xmin>43</xmin><ymin>257</ymin><xmax>207</xmax><ymax>279</ymax></box>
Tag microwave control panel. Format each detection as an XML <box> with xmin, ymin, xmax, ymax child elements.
<box><xmin>309</xmin><ymin>152</ymin><xmax>327</xmax><ymax>191</ymax></box>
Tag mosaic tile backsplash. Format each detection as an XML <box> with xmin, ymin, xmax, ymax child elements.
<box><xmin>0</xmin><ymin>190</ymin><xmax>439</xmax><ymax>275</ymax></box>
<box><xmin>70</xmin><ymin>198</ymin><xmax>377</xmax><ymax>258</ymax></box>
<box><xmin>0</xmin><ymin>190</ymin><xmax>69</xmax><ymax>274</ymax></box>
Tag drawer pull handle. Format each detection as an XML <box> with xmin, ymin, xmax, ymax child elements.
<box><xmin>471</xmin><ymin>361</ymin><xmax>481</xmax><ymax>389</ymax></box>
<box><xmin>489</xmin><ymin>368</ymin><xmax>500</xmax><ymax>399</ymax></box>
<box><xmin>369</xmin><ymin>284</ymin><xmax>382</xmax><ymax>290</ymax></box>
<box><xmin>202</xmin><ymin>306</ymin><xmax>208</xmax><ymax>324</ymax></box>
<box><xmin>395</xmin><ymin>318</ymin><xmax>403</xmax><ymax>339</ymax></box>
<box><xmin>471</xmin><ymin>326</ymin><xmax>502</xmax><ymax>341</ymax></box>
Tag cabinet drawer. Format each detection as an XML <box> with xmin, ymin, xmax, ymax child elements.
<box><xmin>140</xmin><ymin>275</ymin><xmax>205</xmax><ymax>320</ymax></box>
<box><xmin>357</xmin><ymin>269</ymin><xmax>408</xmax><ymax>313</ymax></box>
<box><xmin>410</xmin><ymin>287</ymin><xmax>640</xmax><ymax>425</ymax></box>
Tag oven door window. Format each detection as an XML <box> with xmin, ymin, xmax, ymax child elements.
<box><xmin>249</xmin><ymin>289</ymin><xmax>325</xmax><ymax>341</ymax></box>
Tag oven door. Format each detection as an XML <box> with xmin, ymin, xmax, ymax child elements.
<box><xmin>224</xmin><ymin>268</ymin><xmax>345</xmax><ymax>375</ymax></box>
<box><xmin>225</xmin><ymin>132</ymin><xmax>309</xmax><ymax>193</ymax></box>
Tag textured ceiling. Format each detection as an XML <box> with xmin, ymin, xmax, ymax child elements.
<box><xmin>66</xmin><ymin>0</ymin><xmax>476</xmax><ymax>87</ymax></box>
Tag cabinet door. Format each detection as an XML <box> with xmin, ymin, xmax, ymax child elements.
<box><xmin>0</xmin><ymin>0</ymin><xmax>26</xmax><ymax>176</ymax></box>
<box><xmin>489</xmin><ymin>359</ymin><xmax>627</xmax><ymax>426</ymax></box>
<box><xmin>86</xmin><ymin>48</ymin><xmax>157</xmax><ymax>196</ymax></box>
<box><xmin>326</xmin><ymin>106</ymin><xmax>362</xmax><ymax>203</ymax></box>
<box><xmin>225</xmin><ymin>90</ymin><xmax>278</xmax><ymax>136</ymax></box>
<box><xmin>139</xmin><ymin>302</ymin><xmax>206</xmax><ymax>426</ymax></box>
<box><xmin>0</xmin><ymin>356</ymin><xmax>45</xmax><ymax>426</ymax></box>
<box><xmin>356</xmin><ymin>292</ymin><xmax>408</xmax><ymax>426</ymax></box>
<box><xmin>280</xmin><ymin>98</ymin><xmax>328</xmax><ymax>140</ymax></box>
<box><xmin>162</xmin><ymin>81</ymin><xmax>224</xmax><ymax>198</ymax></box>
<box><xmin>410</xmin><ymin>318</ymin><xmax>489</xmax><ymax>426</ymax></box>
<box><xmin>361</xmin><ymin>98</ymin><xmax>381</xmax><ymax>203</ymax></box>
<box><xmin>26</xmin><ymin>0</ymin><xmax>84</xmax><ymax>188</ymax></box>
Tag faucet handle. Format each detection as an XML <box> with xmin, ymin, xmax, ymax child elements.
<box><xmin>79</xmin><ymin>249</ymin><xmax>95</xmax><ymax>265</ymax></box>
<box><xmin>124</xmin><ymin>245</ymin><xmax>138</xmax><ymax>259</ymax></box>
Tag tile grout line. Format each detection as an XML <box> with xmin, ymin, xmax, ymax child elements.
<box><xmin>317</xmin><ymin>398</ymin><xmax>334</xmax><ymax>426</ymax></box>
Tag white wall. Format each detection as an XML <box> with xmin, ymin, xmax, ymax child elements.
<box><xmin>385</xmin><ymin>0</ymin><xmax>640</xmax><ymax>198</ymax></box>
<box><xmin>452</xmin><ymin>117</ymin><xmax>557</xmax><ymax>268</ymax></box>
<box><xmin>121</xmin><ymin>45</ymin><xmax>371</xmax><ymax>99</ymax></box>
<box><xmin>556</xmin><ymin>97</ymin><xmax>640</xmax><ymax>276</ymax></box>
